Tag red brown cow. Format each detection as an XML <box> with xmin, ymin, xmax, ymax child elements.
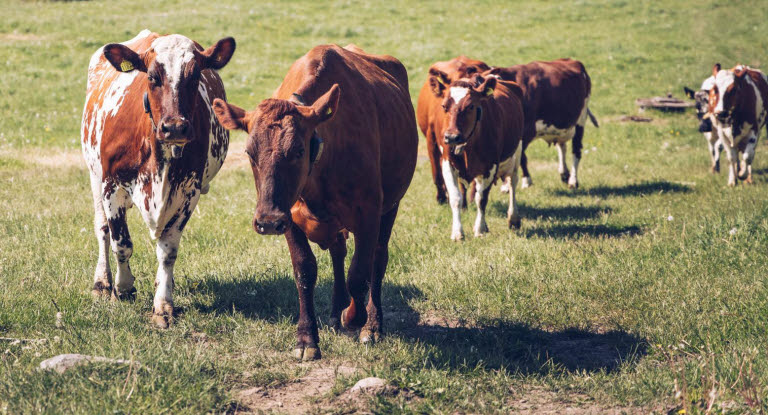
<box><xmin>426</xmin><ymin>73</ymin><xmax>525</xmax><ymax>240</ymax></box>
<box><xmin>212</xmin><ymin>45</ymin><xmax>417</xmax><ymax>360</ymax></box>
<box><xmin>81</xmin><ymin>30</ymin><xmax>235</xmax><ymax>328</ymax></box>
<box><xmin>485</xmin><ymin>59</ymin><xmax>597</xmax><ymax>189</ymax></box>
<box><xmin>417</xmin><ymin>56</ymin><xmax>490</xmax><ymax>204</ymax></box>
<box><xmin>706</xmin><ymin>64</ymin><xmax>768</xmax><ymax>186</ymax></box>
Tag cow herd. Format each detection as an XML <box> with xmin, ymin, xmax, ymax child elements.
<box><xmin>80</xmin><ymin>30</ymin><xmax>767</xmax><ymax>361</ymax></box>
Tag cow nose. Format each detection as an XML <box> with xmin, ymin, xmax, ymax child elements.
<box><xmin>444</xmin><ymin>133</ymin><xmax>462</xmax><ymax>144</ymax></box>
<box><xmin>159</xmin><ymin>118</ymin><xmax>191</xmax><ymax>141</ymax></box>
<box><xmin>253</xmin><ymin>214</ymin><xmax>288</xmax><ymax>235</ymax></box>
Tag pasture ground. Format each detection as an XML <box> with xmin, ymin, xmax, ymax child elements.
<box><xmin>2</xmin><ymin>0</ymin><xmax>768</xmax><ymax>413</ymax></box>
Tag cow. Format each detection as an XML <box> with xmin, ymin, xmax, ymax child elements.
<box><xmin>211</xmin><ymin>44</ymin><xmax>417</xmax><ymax>360</ymax></box>
<box><xmin>81</xmin><ymin>30</ymin><xmax>236</xmax><ymax>328</ymax></box>
<box><xmin>425</xmin><ymin>72</ymin><xmax>525</xmax><ymax>240</ymax></box>
<box><xmin>417</xmin><ymin>56</ymin><xmax>490</xmax><ymax>204</ymax></box>
<box><xmin>684</xmin><ymin>63</ymin><xmax>723</xmax><ymax>173</ymax></box>
<box><xmin>484</xmin><ymin>59</ymin><xmax>598</xmax><ymax>189</ymax></box>
<box><xmin>706</xmin><ymin>64</ymin><xmax>768</xmax><ymax>186</ymax></box>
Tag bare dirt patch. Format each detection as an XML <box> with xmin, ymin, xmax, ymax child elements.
<box><xmin>507</xmin><ymin>387</ymin><xmax>650</xmax><ymax>414</ymax></box>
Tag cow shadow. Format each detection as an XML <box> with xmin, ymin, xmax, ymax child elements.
<box><xmin>192</xmin><ymin>274</ymin><xmax>647</xmax><ymax>374</ymax></box>
<box><xmin>525</xmin><ymin>224</ymin><xmax>643</xmax><ymax>239</ymax></box>
<box><xmin>489</xmin><ymin>200</ymin><xmax>612</xmax><ymax>221</ymax></box>
<box><xmin>550</xmin><ymin>180</ymin><xmax>692</xmax><ymax>198</ymax></box>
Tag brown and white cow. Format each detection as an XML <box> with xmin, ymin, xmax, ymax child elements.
<box><xmin>81</xmin><ymin>30</ymin><xmax>235</xmax><ymax>328</ymax></box>
<box><xmin>706</xmin><ymin>64</ymin><xmax>768</xmax><ymax>185</ymax></box>
<box><xmin>212</xmin><ymin>45</ymin><xmax>417</xmax><ymax>360</ymax></box>
<box><xmin>426</xmin><ymin>73</ymin><xmax>525</xmax><ymax>240</ymax></box>
<box><xmin>417</xmin><ymin>56</ymin><xmax>490</xmax><ymax>204</ymax></box>
<box><xmin>484</xmin><ymin>59</ymin><xmax>597</xmax><ymax>189</ymax></box>
<box><xmin>684</xmin><ymin>64</ymin><xmax>723</xmax><ymax>173</ymax></box>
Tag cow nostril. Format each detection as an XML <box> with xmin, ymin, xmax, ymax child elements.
<box><xmin>161</xmin><ymin>124</ymin><xmax>170</xmax><ymax>134</ymax></box>
<box><xmin>180</xmin><ymin>123</ymin><xmax>189</xmax><ymax>135</ymax></box>
<box><xmin>274</xmin><ymin>220</ymin><xmax>286</xmax><ymax>234</ymax></box>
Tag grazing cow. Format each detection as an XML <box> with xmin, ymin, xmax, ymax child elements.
<box><xmin>484</xmin><ymin>59</ymin><xmax>597</xmax><ymax>189</ymax></box>
<box><xmin>706</xmin><ymin>64</ymin><xmax>768</xmax><ymax>185</ymax></box>
<box><xmin>81</xmin><ymin>30</ymin><xmax>235</xmax><ymax>328</ymax></box>
<box><xmin>417</xmin><ymin>56</ymin><xmax>490</xmax><ymax>204</ymax></box>
<box><xmin>684</xmin><ymin>64</ymin><xmax>723</xmax><ymax>173</ymax></box>
<box><xmin>212</xmin><ymin>45</ymin><xmax>417</xmax><ymax>360</ymax></box>
<box><xmin>426</xmin><ymin>73</ymin><xmax>525</xmax><ymax>240</ymax></box>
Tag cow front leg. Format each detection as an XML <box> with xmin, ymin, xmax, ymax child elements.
<box><xmin>328</xmin><ymin>232</ymin><xmax>348</xmax><ymax>330</ymax></box>
<box><xmin>473</xmin><ymin>167</ymin><xmax>495</xmax><ymax>237</ymax></box>
<box><xmin>285</xmin><ymin>223</ymin><xmax>321</xmax><ymax>360</ymax></box>
<box><xmin>360</xmin><ymin>203</ymin><xmax>399</xmax><ymax>344</ymax></box>
<box><xmin>705</xmin><ymin>132</ymin><xmax>720</xmax><ymax>173</ymax></box>
<box><xmin>724</xmin><ymin>144</ymin><xmax>739</xmax><ymax>187</ymax></box>
<box><xmin>441</xmin><ymin>159</ymin><xmax>464</xmax><ymax>241</ymax></box>
<box><xmin>103</xmin><ymin>186</ymin><xmax>136</xmax><ymax>300</ymax></box>
<box><xmin>89</xmin><ymin>174</ymin><xmax>112</xmax><ymax>298</ymax></box>
<box><xmin>568</xmin><ymin>126</ymin><xmax>583</xmax><ymax>189</ymax></box>
<box><xmin>557</xmin><ymin>141</ymin><xmax>570</xmax><ymax>183</ymax></box>
<box><xmin>739</xmin><ymin>135</ymin><xmax>757</xmax><ymax>183</ymax></box>
<box><xmin>341</xmin><ymin>215</ymin><xmax>379</xmax><ymax>331</ymax></box>
<box><xmin>520</xmin><ymin>150</ymin><xmax>533</xmax><ymax>189</ymax></box>
<box><xmin>151</xmin><ymin>230</ymin><xmax>182</xmax><ymax>329</ymax></box>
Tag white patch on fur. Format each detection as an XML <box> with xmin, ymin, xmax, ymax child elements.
<box><xmin>700</xmin><ymin>76</ymin><xmax>716</xmax><ymax>91</ymax></box>
<box><xmin>713</xmin><ymin>70</ymin><xmax>735</xmax><ymax>115</ymax></box>
<box><xmin>449</xmin><ymin>87</ymin><xmax>469</xmax><ymax>105</ymax></box>
<box><xmin>151</xmin><ymin>34</ymin><xmax>197</xmax><ymax>94</ymax></box>
<box><xmin>535</xmin><ymin>120</ymin><xmax>574</xmax><ymax>144</ymax></box>
<box><xmin>441</xmin><ymin>159</ymin><xmax>464</xmax><ymax>241</ymax></box>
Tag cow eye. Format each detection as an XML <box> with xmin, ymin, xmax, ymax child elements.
<box><xmin>148</xmin><ymin>75</ymin><xmax>159</xmax><ymax>87</ymax></box>
<box><xmin>296</xmin><ymin>148</ymin><xmax>305</xmax><ymax>159</ymax></box>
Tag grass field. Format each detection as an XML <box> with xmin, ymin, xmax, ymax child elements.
<box><xmin>2</xmin><ymin>0</ymin><xmax>768</xmax><ymax>413</ymax></box>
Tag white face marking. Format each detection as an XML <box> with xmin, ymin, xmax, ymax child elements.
<box><xmin>713</xmin><ymin>70</ymin><xmax>735</xmax><ymax>114</ymax></box>
<box><xmin>449</xmin><ymin>87</ymin><xmax>470</xmax><ymax>105</ymax></box>
<box><xmin>151</xmin><ymin>35</ymin><xmax>197</xmax><ymax>96</ymax></box>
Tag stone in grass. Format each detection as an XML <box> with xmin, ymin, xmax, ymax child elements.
<box><xmin>349</xmin><ymin>377</ymin><xmax>390</xmax><ymax>395</ymax></box>
<box><xmin>39</xmin><ymin>354</ymin><xmax>138</xmax><ymax>374</ymax></box>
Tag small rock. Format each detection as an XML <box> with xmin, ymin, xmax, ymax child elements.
<box><xmin>39</xmin><ymin>354</ymin><xmax>137</xmax><ymax>374</ymax></box>
<box><xmin>55</xmin><ymin>312</ymin><xmax>63</xmax><ymax>328</ymax></box>
<box><xmin>350</xmin><ymin>377</ymin><xmax>388</xmax><ymax>394</ymax></box>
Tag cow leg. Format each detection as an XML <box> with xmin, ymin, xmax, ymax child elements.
<box><xmin>705</xmin><ymin>132</ymin><xmax>720</xmax><ymax>173</ymax></box>
<box><xmin>360</xmin><ymin>204</ymin><xmax>399</xmax><ymax>344</ymax></box>
<box><xmin>473</xmin><ymin>167</ymin><xmax>495</xmax><ymax>237</ymax></box>
<box><xmin>739</xmin><ymin>134</ymin><xmax>757</xmax><ymax>183</ymax></box>
<box><xmin>568</xmin><ymin>126</ymin><xmax>583</xmax><ymax>189</ymax></box>
<box><xmin>441</xmin><ymin>159</ymin><xmax>465</xmax><ymax>241</ymax></box>
<box><xmin>285</xmin><ymin>222</ymin><xmax>321</xmax><ymax>361</ymax></box>
<box><xmin>507</xmin><ymin>142</ymin><xmax>523</xmax><ymax>229</ymax></box>
<box><xmin>557</xmin><ymin>141</ymin><xmax>570</xmax><ymax>183</ymax></box>
<box><xmin>328</xmin><ymin>232</ymin><xmax>348</xmax><ymax>330</ymax></box>
<box><xmin>103</xmin><ymin>186</ymin><xmax>136</xmax><ymax>300</ymax></box>
<box><xmin>427</xmin><ymin>128</ymin><xmax>447</xmax><ymax>204</ymax></box>
<box><xmin>89</xmin><ymin>174</ymin><xmax>112</xmax><ymax>298</ymax></box>
<box><xmin>341</xmin><ymin>214</ymin><xmax>380</xmax><ymax>331</ymax></box>
<box><xmin>724</xmin><ymin>143</ymin><xmax>739</xmax><ymax>187</ymax></box>
<box><xmin>520</xmin><ymin>150</ymin><xmax>533</xmax><ymax>189</ymax></box>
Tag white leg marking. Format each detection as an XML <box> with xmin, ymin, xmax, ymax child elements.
<box><xmin>556</xmin><ymin>142</ymin><xmax>568</xmax><ymax>175</ymax></box>
<box><xmin>153</xmin><ymin>230</ymin><xmax>182</xmax><ymax>314</ymax></box>
<box><xmin>90</xmin><ymin>173</ymin><xmax>111</xmax><ymax>291</ymax></box>
<box><xmin>441</xmin><ymin>159</ymin><xmax>464</xmax><ymax>241</ymax></box>
<box><xmin>507</xmin><ymin>143</ymin><xmax>523</xmax><ymax>228</ymax></box>
<box><xmin>520</xmin><ymin>176</ymin><xmax>533</xmax><ymax>189</ymax></box>
<box><xmin>473</xmin><ymin>165</ymin><xmax>496</xmax><ymax>237</ymax></box>
<box><xmin>569</xmin><ymin>154</ymin><xmax>580</xmax><ymax>188</ymax></box>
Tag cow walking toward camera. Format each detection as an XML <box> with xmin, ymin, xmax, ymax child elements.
<box><xmin>81</xmin><ymin>30</ymin><xmax>235</xmax><ymax>328</ymax></box>
<box><xmin>212</xmin><ymin>45</ymin><xmax>417</xmax><ymax>360</ymax></box>
<box><xmin>705</xmin><ymin>64</ymin><xmax>768</xmax><ymax>185</ymax></box>
<box><xmin>484</xmin><ymin>59</ymin><xmax>597</xmax><ymax>189</ymax></box>
<box><xmin>684</xmin><ymin>64</ymin><xmax>724</xmax><ymax>173</ymax></box>
<box><xmin>425</xmin><ymin>72</ymin><xmax>525</xmax><ymax>240</ymax></box>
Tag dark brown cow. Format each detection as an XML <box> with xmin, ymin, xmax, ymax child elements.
<box><xmin>212</xmin><ymin>45</ymin><xmax>417</xmax><ymax>360</ymax></box>
<box><xmin>425</xmin><ymin>73</ymin><xmax>525</xmax><ymax>240</ymax></box>
<box><xmin>706</xmin><ymin>64</ymin><xmax>768</xmax><ymax>185</ymax></box>
<box><xmin>81</xmin><ymin>30</ymin><xmax>235</xmax><ymax>328</ymax></box>
<box><xmin>417</xmin><ymin>56</ymin><xmax>490</xmax><ymax>204</ymax></box>
<box><xmin>485</xmin><ymin>59</ymin><xmax>597</xmax><ymax>189</ymax></box>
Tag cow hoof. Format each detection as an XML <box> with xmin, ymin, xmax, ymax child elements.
<box><xmin>568</xmin><ymin>182</ymin><xmax>579</xmax><ymax>189</ymax></box>
<box><xmin>359</xmin><ymin>328</ymin><xmax>381</xmax><ymax>344</ymax></box>
<box><xmin>91</xmin><ymin>281</ymin><xmax>112</xmax><ymax>299</ymax></box>
<box><xmin>151</xmin><ymin>303</ymin><xmax>174</xmax><ymax>329</ymax></box>
<box><xmin>745</xmin><ymin>175</ymin><xmax>754</xmax><ymax>184</ymax></box>
<box><xmin>711</xmin><ymin>165</ymin><xmax>720</xmax><ymax>174</ymax></box>
<box><xmin>473</xmin><ymin>226</ymin><xmax>489</xmax><ymax>238</ymax></box>
<box><xmin>293</xmin><ymin>344</ymin><xmax>321</xmax><ymax>361</ymax></box>
<box><xmin>111</xmin><ymin>287</ymin><xmax>136</xmax><ymax>302</ymax></box>
<box><xmin>560</xmin><ymin>172</ymin><xmax>570</xmax><ymax>183</ymax></box>
<box><xmin>499</xmin><ymin>183</ymin><xmax>510</xmax><ymax>193</ymax></box>
<box><xmin>508</xmin><ymin>216</ymin><xmax>522</xmax><ymax>230</ymax></box>
<box><xmin>436</xmin><ymin>193</ymin><xmax>447</xmax><ymax>205</ymax></box>
<box><xmin>341</xmin><ymin>305</ymin><xmax>367</xmax><ymax>330</ymax></box>
<box><xmin>451</xmin><ymin>231</ymin><xmax>465</xmax><ymax>242</ymax></box>
<box><xmin>521</xmin><ymin>177</ymin><xmax>533</xmax><ymax>189</ymax></box>
<box><xmin>328</xmin><ymin>317</ymin><xmax>341</xmax><ymax>331</ymax></box>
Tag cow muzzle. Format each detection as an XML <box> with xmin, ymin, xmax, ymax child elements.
<box><xmin>253</xmin><ymin>212</ymin><xmax>290</xmax><ymax>235</ymax></box>
<box><xmin>444</xmin><ymin>133</ymin><xmax>464</xmax><ymax>145</ymax></box>
<box><xmin>698</xmin><ymin>118</ymin><xmax>712</xmax><ymax>133</ymax></box>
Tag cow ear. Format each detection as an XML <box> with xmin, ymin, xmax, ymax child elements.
<box><xmin>200</xmin><ymin>37</ymin><xmax>236</xmax><ymax>70</ymax></box>
<box><xmin>712</xmin><ymin>63</ymin><xmax>721</xmax><ymax>77</ymax></box>
<box><xmin>733</xmin><ymin>65</ymin><xmax>747</xmax><ymax>79</ymax></box>
<box><xmin>309</xmin><ymin>84</ymin><xmax>340</xmax><ymax>124</ymax></box>
<box><xmin>683</xmin><ymin>87</ymin><xmax>696</xmax><ymax>100</ymax></box>
<box><xmin>103</xmin><ymin>44</ymin><xmax>146</xmax><ymax>73</ymax></box>
<box><xmin>212</xmin><ymin>98</ymin><xmax>249</xmax><ymax>131</ymax></box>
<box><xmin>428</xmin><ymin>69</ymin><xmax>449</xmax><ymax>97</ymax></box>
<box><xmin>473</xmin><ymin>76</ymin><xmax>497</xmax><ymax>99</ymax></box>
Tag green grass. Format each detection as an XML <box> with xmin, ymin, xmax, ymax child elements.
<box><xmin>2</xmin><ymin>0</ymin><xmax>768</xmax><ymax>413</ymax></box>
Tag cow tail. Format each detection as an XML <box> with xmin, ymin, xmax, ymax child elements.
<box><xmin>587</xmin><ymin>108</ymin><xmax>599</xmax><ymax>128</ymax></box>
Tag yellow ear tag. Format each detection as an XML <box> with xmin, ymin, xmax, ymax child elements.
<box><xmin>120</xmin><ymin>61</ymin><xmax>134</xmax><ymax>72</ymax></box>
<box><xmin>326</xmin><ymin>108</ymin><xmax>333</xmax><ymax>115</ymax></box>
<box><xmin>485</xmin><ymin>88</ymin><xmax>494</xmax><ymax>96</ymax></box>
<box><xmin>437</xmin><ymin>77</ymin><xmax>445</xmax><ymax>85</ymax></box>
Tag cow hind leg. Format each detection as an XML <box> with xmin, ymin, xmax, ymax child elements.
<box><xmin>341</xmin><ymin>215</ymin><xmax>380</xmax><ymax>331</ymax></box>
<box><xmin>285</xmin><ymin>223</ymin><xmax>321</xmax><ymax>361</ymax></box>
<box><xmin>507</xmin><ymin>143</ymin><xmax>523</xmax><ymax>229</ymax></box>
<box><xmin>520</xmin><ymin>150</ymin><xmax>533</xmax><ymax>189</ymax></box>
<box><xmin>328</xmin><ymin>232</ymin><xmax>348</xmax><ymax>330</ymax></box>
<box><xmin>90</xmin><ymin>174</ymin><xmax>112</xmax><ymax>298</ymax></box>
<box><xmin>556</xmin><ymin>141</ymin><xmax>570</xmax><ymax>183</ymax></box>
<box><xmin>569</xmin><ymin>126</ymin><xmax>584</xmax><ymax>189</ymax></box>
<box><xmin>360</xmin><ymin>203</ymin><xmax>399</xmax><ymax>344</ymax></box>
<box><xmin>739</xmin><ymin>135</ymin><xmax>757</xmax><ymax>183</ymax></box>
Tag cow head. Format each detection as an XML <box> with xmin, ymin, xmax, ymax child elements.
<box><xmin>684</xmin><ymin>75</ymin><xmax>716</xmax><ymax>133</ymax></box>
<box><xmin>428</xmin><ymin>59</ymin><xmax>487</xmax><ymax>98</ymax></box>
<box><xmin>212</xmin><ymin>85</ymin><xmax>340</xmax><ymax>235</ymax></box>
<box><xmin>438</xmin><ymin>75</ymin><xmax>496</xmax><ymax>154</ymax></box>
<box><xmin>103</xmin><ymin>35</ymin><xmax>236</xmax><ymax>158</ymax></box>
<box><xmin>708</xmin><ymin>63</ymin><xmax>749</xmax><ymax>126</ymax></box>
